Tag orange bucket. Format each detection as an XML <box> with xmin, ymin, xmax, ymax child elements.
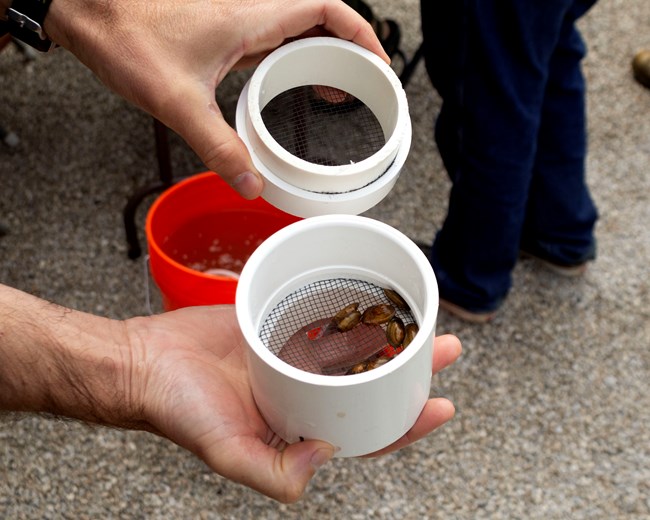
<box><xmin>146</xmin><ymin>171</ymin><xmax>300</xmax><ymax>310</ymax></box>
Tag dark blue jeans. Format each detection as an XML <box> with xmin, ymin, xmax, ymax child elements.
<box><xmin>420</xmin><ymin>0</ymin><xmax>600</xmax><ymax>312</ymax></box>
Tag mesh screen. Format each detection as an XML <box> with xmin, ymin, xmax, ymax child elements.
<box><xmin>260</xmin><ymin>85</ymin><xmax>386</xmax><ymax>172</ymax></box>
<box><xmin>259</xmin><ymin>278</ymin><xmax>418</xmax><ymax>376</ymax></box>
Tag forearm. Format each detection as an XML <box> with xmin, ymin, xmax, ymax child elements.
<box><xmin>0</xmin><ymin>284</ymin><xmax>142</xmax><ymax>428</ymax></box>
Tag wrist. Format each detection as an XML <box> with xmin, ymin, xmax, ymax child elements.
<box><xmin>0</xmin><ymin>285</ymin><xmax>145</xmax><ymax>429</ymax></box>
<box><xmin>44</xmin><ymin>0</ymin><xmax>113</xmax><ymax>52</ymax></box>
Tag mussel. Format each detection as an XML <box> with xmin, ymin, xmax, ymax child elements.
<box><xmin>403</xmin><ymin>323</ymin><xmax>419</xmax><ymax>348</ymax></box>
<box><xmin>386</xmin><ymin>316</ymin><xmax>406</xmax><ymax>347</ymax></box>
<box><xmin>383</xmin><ymin>288</ymin><xmax>410</xmax><ymax>311</ymax></box>
<box><xmin>333</xmin><ymin>303</ymin><xmax>362</xmax><ymax>332</ymax></box>
<box><xmin>345</xmin><ymin>355</ymin><xmax>391</xmax><ymax>375</ymax></box>
<box><xmin>361</xmin><ymin>303</ymin><xmax>395</xmax><ymax>325</ymax></box>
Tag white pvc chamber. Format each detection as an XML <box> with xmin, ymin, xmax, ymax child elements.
<box><xmin>235</xmin><ymin>215</ymin><xmax>439</xmax><ymax>457</ymax></box>
<box><xmin>236</xmin><ymin>37</ymin><xmax>412</xmax><ymax>217</ymax></box>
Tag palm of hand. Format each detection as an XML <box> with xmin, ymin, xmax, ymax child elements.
<box><xmin>135</xmin><ymin>306</ymin><xmax>271</xmax><ymax>455</ymax></box>
<box><xmin>129</xmin><ymin>305</ymin><xmax>327</xmax><ymax>502</ymax></box>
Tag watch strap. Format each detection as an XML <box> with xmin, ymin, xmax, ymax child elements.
<box><xmin>2</xmin><ymin>0</ymin><xmax>56</xmax><ymax>52</ymax></box>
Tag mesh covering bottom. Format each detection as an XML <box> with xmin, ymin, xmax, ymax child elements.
<box><xmin>259</xmin><ymin>278</ymin><xmax>417</xmax><ymax>376</ymax></box>
<box><xmin>261</xmin><ymin>85</ymin><xmax>386</xmax><ymax>169</ymax></box>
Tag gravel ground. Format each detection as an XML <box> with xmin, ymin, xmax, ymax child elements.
<box><xmin>1</xmin><ymin>0</ymin><xmax>649</xmax><ymax>518</ymax></box>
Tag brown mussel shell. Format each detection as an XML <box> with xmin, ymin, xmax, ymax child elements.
<box><xmin>333</xmin><ymin>303</ymin><xmax>359</xmax><ymax>323</ymax></box>
<box><xmin>403</xmin><ymin>323</ymin><xmax>419</xmax><ymax>348</ymax></box>
<box><xmin>386</xmin><ymin>316</ymin><xmax>406</xmax><ymax>347</ymax></box>
<box><xmin>346</xmin><ymin>362</ymin><xmax>367</xmax><ymax>375</ymax></box>
<box><xmin>370</xmin><ymin>356</ymin><xmax>390</xmax><ymax>370</ymax></box>
<box><xmin>345</xmin><ymin>355</ymin><xmax>391</xmax><ymax>375</ymax></box>
<box><xmin>336</xmin><ymin>310</ymin><xmax>362</xmax><ymax>332</ymax></box>
<box><xmin>361</xmin><ymin>303</ymin><xmax>395</xmax><ymax>325</ymax></box>
<box><xmin>332</xmin><ymin>303</ymin><xmax>361</xmax><ymax>332</ymax></box>
<box><xmin>383</xmin><ymin>288</ymin><xmax>410</xmax><ymax>310</ymax></box>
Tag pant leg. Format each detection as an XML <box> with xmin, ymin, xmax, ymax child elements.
<box><xmin>521</xmin><ymin>1</ymin><xmax>599</xmax><ymax>265</ymax></box>
<box><xmin>420</xmin><ymin>0</ymin><xmax>596</xmax><ymax>311</ymax></box>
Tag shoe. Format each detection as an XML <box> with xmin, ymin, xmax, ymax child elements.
<box><xmin>519</xmin><ymin>250</ymin><xmax>589</xmax><ymax>277</ymax></box>
<box><xmin>632</xmin><ymin>49</ymin><xmax>650</xmax><ymax>89</ymax></box>
<box><xmin>439</xmin><ymin>298</ymin><xmax>498</xmax><ymax>324</ymax></box>
<box><xmin>413</xmin><ymin>241</ymin><xmax>499</xmax><ymax>322</ymax></box>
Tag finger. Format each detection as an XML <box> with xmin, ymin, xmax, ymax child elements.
<box><xmin>432</xmin><ymin>334</ymin><xmax>463</xmax><ymax>375</ymax></box>
<box><xmin>362</xmin><ymin>397</ymin><xmax>455</xmax><ymax>458</ymax></box>
<box><xmin>162</xmin><ymin>89</ymin><xmax>264</xmax><ymax>200</ymax></box>
<box><xmin>206</xmin><ymin>437</ymin><xmax>335</xmax><ymax>503</ymax></box>
<box><xmin>267</xmin><ymin>1</ymin><xmax>389</xmax><ymax>64</ymax></box>
<box><xmin>318</xmin><ymin>1</ymin><xmax>390</xmax><ymax>63</ymax></box>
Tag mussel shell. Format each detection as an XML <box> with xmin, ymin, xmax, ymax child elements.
<box><xmin>333</xmin><ymin>302</ymin><xmax>360</xmax><ymax>323</ymax></box>
<box><xmin>361</xmin><ymin>303</ymin><xmax>395</xmax><ymax>325</ymax></box>
<box><xmin>403</xmin><ymin>323</ymin><xmax>419</xmax><ymax>348</ymax></box>
<box><xmin>371</xmin><ymin>356</ymin><xmax>390</xmax><ymax>369</ymax></box>
<box><xmin>346</xmin><ymin>362</ymin><xmax>367</xmax><ymax>375</ymax></box>
<box><xmin>386</xmin><ymin>316</ymin><xmax>406</xmax><ymax>347</ymax></box>
<box><xmin>345</xmin><ymin>355</ymin><xmax>391</xmax><ymax>375</ymax></box>
<box><xmin>336</xmin><ymin>310</ymin><xmax>362</xmax><ymax>332</ymax></box>
<box><xmin>383</xmin><ymin>288</ymin><xmax>410</xmax><ymax>310</ymax></box>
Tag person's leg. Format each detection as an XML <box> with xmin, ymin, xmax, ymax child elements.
<box><xmin>520</xmin><ymin>0</ymin><xmax>600</xmax><ymax>267</ymax></box>
<box><xmin>420</xmin><ymin>0</ymin><xmax>586</xmax><ymax>314</ymax></box>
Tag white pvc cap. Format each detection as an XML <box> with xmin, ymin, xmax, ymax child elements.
<box><xmin>236</xmin><ymin>37</ymin><xmax>412</xmax><ymax>218</ymax></box>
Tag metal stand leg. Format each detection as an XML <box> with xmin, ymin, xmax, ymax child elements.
<box><xmin>399</xmin><ymin>42</ymin><xmax>424</xmax><ymax>87</ymax></box>
<box><xmin>123</xmin><ymin>118</ymin><xmax>174</xmax><ymax>259</ymax></box>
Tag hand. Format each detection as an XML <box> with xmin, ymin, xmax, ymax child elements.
<box><xmin>0</xmin><ymin>286</ymin><xmax>459</xmax><ymax>503</ymax></box>
<box><xmin>124</xmin><ymin>305</ymin><xmax>461</xmax><ymax>503</ymax></box>
<box><xmin>44</xmin><ymin>0</ymin><xmax>389</xmax><ymax>199</ymax></box>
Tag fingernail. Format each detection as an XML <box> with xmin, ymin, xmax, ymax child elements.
<box><xmin>310</xmin><ymin>447</ymin><xmax>335</xmax><ymax>470</ymax></box>
<box><xmin>232</xmin><ymin>171</ymin><xmax>262</xmax><ymax>200</ymax></box>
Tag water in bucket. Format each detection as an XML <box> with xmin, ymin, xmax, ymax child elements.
<box><xmin>162</xmin><ymin>210</ymin><xmax>283</xmax><ymax>279</ymax></box>
<box><xmin>146</xmin><ymin>172</ymin><xmax>300</xmax><ymax>310</ymax></box>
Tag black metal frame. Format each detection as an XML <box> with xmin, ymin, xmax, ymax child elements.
<box><xmin>123</xmin><ymin>118</ymin><xmax>174</xmax><ymax>259</ymax></box>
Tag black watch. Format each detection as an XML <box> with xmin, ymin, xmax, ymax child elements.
<box><xmin>1</xmin><ymin>0</ymin><xmax>57</xmax><ymax>52</ymax></box>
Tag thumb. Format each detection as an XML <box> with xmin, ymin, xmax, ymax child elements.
<box><xmin>165</xmin><ymin>92</ymin><xmax>264</xmax><ymax>200</ymax></box>
<box><xmin>214</xmin><ymin>439</ymin><xmax>336</xmax><ymax>503</ymax></box>
<box><xmin>270</xmin><ymin>440</ymin><xmax>336</xmax><ymax>503</ymax></box>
